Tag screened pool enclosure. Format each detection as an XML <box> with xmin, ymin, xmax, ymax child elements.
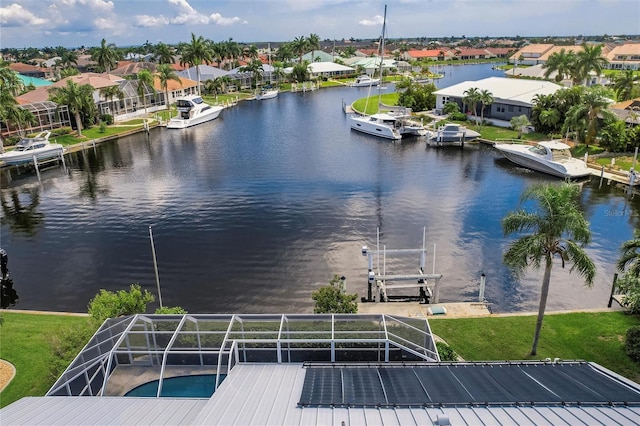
<box><xmin>48</xmin><ymin>314</ymin><xmax>439</xmax><ymax>398</ymax></box>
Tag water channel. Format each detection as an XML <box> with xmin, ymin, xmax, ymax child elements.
<box><xmin>1</xmin><ymin>64</ymin><xmax>638</xmax><ymax>314</ymax></box>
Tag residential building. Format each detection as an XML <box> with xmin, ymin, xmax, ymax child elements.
<box><xmin>307</xmin><ymin>61</ymin><xmax>355</xmax><ymax>78</ymax></box>
<box><xmin>433</xmin><ymin>77</ymin><xmax>563</xmax><ymax>121</ymax></box>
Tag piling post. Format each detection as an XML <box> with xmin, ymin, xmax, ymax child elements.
<box><xmin>608</xmin><ymin>273</ymin><xmax>619</xmax><ymax>308</ymax></box>
<box><xmin>33</xmin><ymin>154</ymin><xmax>41</xmax><ymax>183</ymax></box>
<box><xmin>479</xmin><ymin>273</ymin><xmax>486</xmax><ymax>302</ymax></box>
<box><xmin>149</xmin><ymin>225</ymin><xmax>163</xmax><ymax>308</ymax></box>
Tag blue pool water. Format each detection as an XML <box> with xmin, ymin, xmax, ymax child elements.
<box><xmin>125</xmin><ymin>374</ymin><xmax>225</xmax><ymax>398</ymax></box>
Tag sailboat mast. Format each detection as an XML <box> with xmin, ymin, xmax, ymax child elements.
<box><xmin>377</xmin><ymin>5</ymin><xmax>387</xmax><ymax>109</ymax></box>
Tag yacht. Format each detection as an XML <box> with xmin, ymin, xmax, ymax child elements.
<box><xmin>351</xmin><ymin>75</ymin><xmax>380</xmax><ymax>87</ymax></box>
<box><xmin>166</xmin><ymin>95</ymin><xmax>224</xmax><ymax>129</ymax></box>
<box><xmin>350</xmin><ymin>113</ymin><xmax>402</xmax><ymax>140</ymax></box>
<box><xmin>349</xmin><ymin>6</ymin><xmax>400</xmax><ymax>141</ymax></box>
<box><xmin>391</xmin><ymin>112</ymin><xmax>428</xmax><ymax>137</ymax></box>
<box><xmin>493</xmin><ymin>140</ymin><xmax>592</xmax><ymax>179</ymax></box>
<box><xmin>0</xmin><ymin>131</ymin><xmax>64</xmax><ymax>165</ymax></box>
<box><xmin>255</xmin><ymin>88</ymin><xmax>278</xmax><ymax>100</ymax></box>
<box><xmin>426</xmin><ymin>123</ymin><xmax>481</xmax><ymax>146</ymax></box>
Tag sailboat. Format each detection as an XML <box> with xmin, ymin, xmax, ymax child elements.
<box><xmin>349</xmin><ymin>5</ymin><xmax>401</xmax><ymax>141</ymax></box>
<box><xmin>256</xmin><ymin>42</ymin><xmax>278</xmax><ymax>100</ymax></box>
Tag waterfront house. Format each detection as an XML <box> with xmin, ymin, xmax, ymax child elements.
<box><xmin>433</xmin><ymin>77</ymin><xmax>563</xmax><ymax>122</ymax></box>
<box><xmin>307</xmin><ymin>62</ymin><xmax>355</xmax><ymax>79</ymax></box>
<box><xmin>605</xmin><ymin>43</ymin><xmax>640</xmax><ymax>70</ymax></box>
<box><xmin>2</xmin><ymin>313</ymin><xmax>640</xmax><ymax>425</ymax></box>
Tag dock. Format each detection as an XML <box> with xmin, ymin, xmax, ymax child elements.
<box><xmin>358</xmin><ymin>301</ymin><xmax>491</xmax><ymax>318</ymax></box>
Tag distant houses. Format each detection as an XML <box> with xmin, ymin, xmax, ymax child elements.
<box><xmin>509</xmin><ymin>43</ymin><xmax>640</xmax><ymax>71</ymax></box>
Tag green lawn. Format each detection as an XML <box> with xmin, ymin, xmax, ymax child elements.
<box><xmin>0</xmin><ymin>312</ymin><xmax>96</xmax><ymax>408</ymax></box>
<box><xmin>430</xmin><ymin>311</ymin><xmax>640</xmax><ymax>383</ymax></box>
<box><xmin>595</xmin><ymin>156</ymin><xmax>637</xmax><ymax>172</ymax></box>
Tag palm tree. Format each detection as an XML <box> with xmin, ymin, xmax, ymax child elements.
<box><xmin>154</xmin><ymin>42</ymin><xmax>175</xmax><ymax>64</ymax></box>
<box><xmin>543</xmin><ymin>49</ymin><xmax>576</xmax><ymax>83</ymax></box>
<box><xmin>462</xmin><ymin>87</ymin><xmax>480</xmax><ymax>123</ymax></box>
<box><xmin>48</xmin><ymin>80</ymin><xmax>96</xmax><ymax>136</ymax></box>
<box><xmin>478</xmin><ymin>89</ymin><xmax>494</xmax><ymax>128</ymax></box>
<box><xmin>99</xmin><ymin>85</ymin><xmax>125</xmax><ymax>115</ymax></box>
<box><xmin>503</xmin><ymin>183</ymin><xmax>595</xmax><ymax>356</ymax></box>
<box><xmin>292</xmin><ymin>36</ymin><xmax>308</xmax><ymax>63</ymax></box>
<box><xmin>59</xmin><ymin>50</ymin><xmax>79</xmax><ymax>69</ymax></box>
<box><xmin>573</xmin><ymin>43</ymin><xmax>607</xmax><ymax>85</ymax></box>
<box><xmin>180</xmin><ymin>33</ymin><xmax>213</xmax><ymax>95</ymax></box>
<box><xmin>613</xmin><ymin>70</ymin><xmax>640</xmax><ymax>101</ymax></box>
<box><xmin>223</xmin><ymin>38</ymin><xmax>242</xmax><ymax>70</ymax></box>
<box><xmin>91</xmin><ymin>39</ymin><xmax>119</xmax><ymax>73</ymax></box>
<box><xmin>564</xmin><ymin>87</ymin><xmax>614</xmax><ymax>145</ymax></box>
<box><xmin>308</xmin><ymin>33</ymin><xmax>321</xmax><ymax>62</ymax></box>
<box><xmin>617</xmin><ymin>230</ymin><xmax>640</xmax><ymax>277</ymax></box>
<box><xmin>156</xmin><ymin>64</ymin><xmax>181</xmax><ymax>109</ymax></box>
<box><xmin>136</xmin><ymin>69</ymin><xmax>156</xmax><ymax>114</ymax></box>
<box><xmin>243</xmin><ymin>44</ymin><xmax>259</xmax><ymax>60</ymax></box>
<box><xmin>241</xmin><ymin>59</ymin><xmax>264</xmax><ymax>90</ymax></box>
<box><xmin>275</xmin><ymin>42</ymin><xmax>295</xmax><ymax>64</ymax></box>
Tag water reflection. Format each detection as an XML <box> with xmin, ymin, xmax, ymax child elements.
<box><xmin>1</xmin><ymin>187</ymin><xmax>44</xmax><ymax>236</ymax></box>
<box><xmin>0</xmin><ymin>65</ymin><xmax>638</xmax><ymax>314</ymax></box>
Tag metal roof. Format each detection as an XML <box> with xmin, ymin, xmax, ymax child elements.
<box><xmin>433</xmin><ymin>77</ymin><xmax>562</xmax><ymax>106</ymax></box>
<box><xmin>3</xmin><ymin>313</ymin><xmax>640</xmax><ymax>425</ymax></box>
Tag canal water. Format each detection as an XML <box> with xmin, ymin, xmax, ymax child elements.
<box><xmin>2</xmin><ymin>64</ymin><xmax>638</xmax><ymax>314</ymax></box>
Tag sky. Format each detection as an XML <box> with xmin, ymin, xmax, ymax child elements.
<box><xmin>0</xmin><ymin>0</ymin><xmax>639</xmax><ymax>49</ymax></box>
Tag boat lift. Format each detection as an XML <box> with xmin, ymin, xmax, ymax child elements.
<box><xmin>361</xmin><ymin>227</ymin><xmax>443</xmax><ymax>304</ymax></box>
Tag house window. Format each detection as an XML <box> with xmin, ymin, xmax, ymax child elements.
<box><xmin>508</xmin><ymin>105</ymin><xmax>514</xmax><ymax>112</ymax></box>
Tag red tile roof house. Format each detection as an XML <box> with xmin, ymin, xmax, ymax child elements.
<box><xmin>8</xmin><ymin>62</ymin><xmax>55</xmax><ymax>80</ymax></box>
<box><xmin>401</xmin><ymin>49</ymin><xmax>451</xmax><ymax>61</ymax></box>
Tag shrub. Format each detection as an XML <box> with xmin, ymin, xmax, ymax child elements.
<box><xmin>312</xmin><ymin>275</ymin><xmax>358</xmax><ymax>313</ymax></box>
<box><xmin>626</xmin><ymin>326</ymin><xmax>640</xmax><ymax>363</ymax></box>
<box><xmin>49</xmin><ymin>320</ymin><xmax>97</xmax><ymax>381</ymax></box>
<box><xmin>100</xmin><ymin>114</ymin><xmax>114</xmax><ymax>125</ymax></box>
<box><xmin>99</xmin><ymin>122</ymin><xmax>107</xmax><ymax>133</ymax></box>
<box><xmin>87</xmin><ymin>283</ymin><xmax>155</xmax><ymax>323</ymax></box>
<box><xmin>51</xmin><ymin>127</ymin><xmax>72</xmax><ymax>136</ymax></box>
<box><xmin>436</xmin><ymin>341</ymin><xmax>458</xmax><ymax>361</ymax></box>
<box><xmin>155</xmin><ymin>306</ymin><xmax>188</xmax><ymax>314</ymax></box>
<box><xmin>449</xmin><ymin>112</ymin><xmax>468</xmax><ymax>121</ymax></box>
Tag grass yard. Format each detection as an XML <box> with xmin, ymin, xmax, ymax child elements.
<box><xmin>0</xmin><ymin>312</ymin><xmax>96</xmax><ymax>408</ymax></box>
<box><xmin>430</xmin><ymin>311</ymin><xmax>640</xmax><ymax>383</ymax></box>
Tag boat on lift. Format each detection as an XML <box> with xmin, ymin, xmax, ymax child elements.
<box><xmin>426</xmin><ymin>123</ymin><xmax>481</xmax><ymax>146</ymax></box>
<box><xmin>493</xmin><ymin>140</ymin><xmax>592</xmax><ymax>179</ymax></box>
<box><xmin>166</xmin><ymin>95</ymin><xmax>224</xmax><ymax>129</ymax></box>
<box><xmin>0</xmin><ymin>131</ymin><xmax>64</xmax><ymax>166</ymax></box>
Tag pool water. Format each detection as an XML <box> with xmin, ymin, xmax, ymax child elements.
<box><xmin>125</xmin><ymin>374</ymin><xmax>226</xmax><ymax>398</ymax></box>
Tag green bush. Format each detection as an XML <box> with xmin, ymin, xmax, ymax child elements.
<box><xmin>100</xmin><ymin>114</ymin><xmax>114</xmax><ymax>125</ymax></box>
<box><xmin>49</xmin><ymin>320</ymin><xmax>97</xmax><ymax>381</ymax></box>
<box><xmin>99</xmin><ymin>122</ymin><xmax>107</xmax><ymax>133</ymax></box>
<box><xmin>449</xmin><ymin>112</ymin><xmax>468</xmax><ymax>121</ymax></box>
<box><xmin>626</xmin><ymin>326</ymin><xmax>640</xmax><ymax>363</ymax></box>
<box><xmin>155</xmin><ymin>306</ymin><xmax>188</xmax><ymax>314</ymax></box>
<box><xmin>87</xmin><ymin>283</ymin><xmax>155</xmax><ymax>323</ymax></box>
<box><xmin>51</xmin><ymin>127</ymin><xmax>72</xmax><ymax>136</ymax></box>
<box><xmin>312</xmin><ymin>275</ymin><xmax>358</xmax><ymax>313</ymax></box>
<box><xmin>436</xmin><ymin>341</ymin><xmax>458</xmax><ymax>361</ymax></box>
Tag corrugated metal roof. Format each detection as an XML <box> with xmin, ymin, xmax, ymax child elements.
<box><xmin>0</xmin><ymin>397</ymin><xmax>208</xmax><ymax>425</ymax></box>
<box><xmin>3</xmin><ymin>363</ymin><xmax>640</xmax><ymax>425</ymax></box>
<box><xmin>434</xmin><ymin>77</ymin><xmax>562</xmax><ymax>105</ymax></box>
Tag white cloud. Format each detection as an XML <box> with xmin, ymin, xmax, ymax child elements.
<box><xmin>0</xmin><ymin>3</ymin><xmax>47</xmax><ymax>26</ymax></box>
<box><xmin>134</xmin><ymin>14</ymin><xmax>170</xmax><ymax>28</ymax></box>
<box><xmin>359</xmin><ymin>15</ymin><xmax>384</xmax><ymax>26</ymax></box>
<box><xmin>209</xmin><ymin>13</ymin><xmax>246</xmax><ymax>26</ymax></box>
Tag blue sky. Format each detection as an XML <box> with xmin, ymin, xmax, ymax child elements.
<box><xmin>1</xmin><ymin>0</ymin><xmax>638</xmax><ymax>49</ymax></box>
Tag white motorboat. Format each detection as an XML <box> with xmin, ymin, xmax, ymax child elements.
<box><xmin>351</xmin><ymin>75</ymin><xmax>380</xmax><ymax>87</ymax></box>
<box><xmin>426</xmin><ymin>123</ymin><xmax>481</xmax><ymax>146</ymax></box>
<box><xmin>0</xmin><ymin>131</ymin><xmax>64</xmax><ymax>165</ymax></box>
<box><xmin>256</xmin><ymin>89</ymin><xmax>278</xmax><ymax>100</ymax></box>
<box><xmin>391</xmin><ymin>113</ymin><xmax>428</xmax><ymax>137</ymax></box>
<box><xmin>166</xmin><ymin>95</ymin><xmax>224</xmax><ymax>129</ymax></box>
<box><xmin>494</xmin><ymin>140</ymin><xmax>592</xmax><ymax>179</ymax></box>
<box><xmin>350</xmin><ymin>113</ymin><xmax>402</xmax><ymax>140</ymax></box>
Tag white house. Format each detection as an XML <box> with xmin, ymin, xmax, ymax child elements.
<box><xmin>307</xmin><ymin>62</ymin><xmax>355</xmax><ymax>78</ymax></box>
<box><xmin>433</xmin><ymin>77</ymin><xmax>563</xmax><ymax>121</ymax></box>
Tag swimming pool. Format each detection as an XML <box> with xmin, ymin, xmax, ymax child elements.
<box><xmin>125</xmin><ymin>374</ymin><xmax>226</xmax><ymax>398</ymax></box>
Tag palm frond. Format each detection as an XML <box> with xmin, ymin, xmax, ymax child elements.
<box><xmin>565</xmin><ymin>240</ymin><xmax>596</xmax><ymax>287</ymax></box>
